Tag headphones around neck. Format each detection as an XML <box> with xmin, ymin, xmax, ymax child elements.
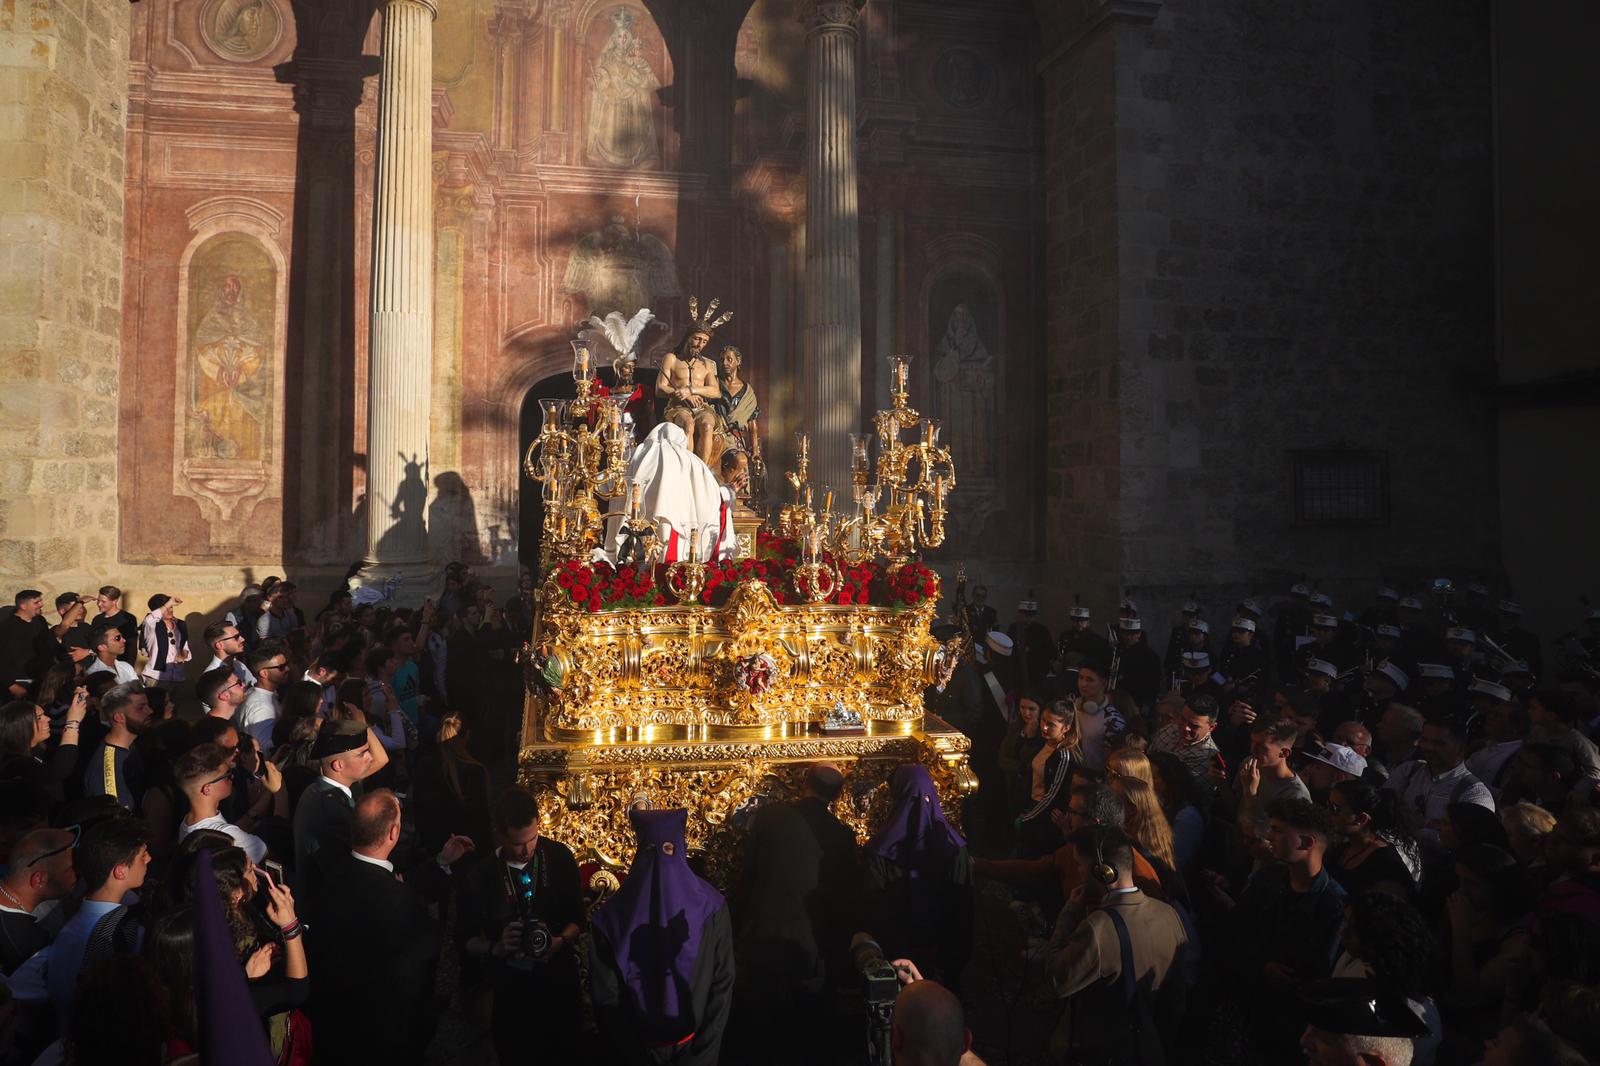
<box><xmin>1091</xmin><ymin>827</ymin><xmax>1117</xmax><ymax>888</ymax></box>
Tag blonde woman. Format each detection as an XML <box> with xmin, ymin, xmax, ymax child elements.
<box><xmin>1107</xmin><ymin>749</ymin><xmax>1178</xmax><ymax>873</ymax></box>
<box><xmin>1500</xmin><ymin>801</ymin><xmax>1557</xmax><ymax>867</ymax></box>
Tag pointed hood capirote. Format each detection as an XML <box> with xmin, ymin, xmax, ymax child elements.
<box><xmin>590</xmin><ymin>808</ymin><xmax>726</xmax><ymax>1042</ymax></box>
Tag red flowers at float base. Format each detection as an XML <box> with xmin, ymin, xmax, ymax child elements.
<box><xmin>554</xmin><ymin>558</ymin><xmax>665</xmax><ymax>611</ymax></box>
<box><xmin>549</xmin><ymin>536</ymin><xmax>939</xmax><ymax>612</ymax></box>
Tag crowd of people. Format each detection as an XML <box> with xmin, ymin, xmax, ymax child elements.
<box><xmin>1</xmin><ymin>568</ymin><xmax>1598</xmax><ymax>1066</ymax></box>
<box><xmin>918</xmin><ymin>581</ymin><xmax>1600</xmax><ymax>1065</ymax></box>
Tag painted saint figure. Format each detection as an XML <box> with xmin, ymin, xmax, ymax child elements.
<box><xmin>715</xmin><ymin>345</ymin><xmax>760</xmax><ymax>465</ymax></box>
<box><xmin>932</xmin><ymin>302</ymin><xmax>994</xmax><ymax>476</ymax></box>
<box><xmin>193</xmin><ymin>274</ymin><xmax>267</xmax><ymax>461</ymax></box>
<box><xmin>587</xmin><ymin>8</ymin><xmax>660</xmax><ymax>169</ymax></box>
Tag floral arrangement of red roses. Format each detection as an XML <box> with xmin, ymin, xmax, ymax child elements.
<box><xmin>550</xmin><ymin>535</ymin><xmax>939</xmax><ymax>612</ymax></box>
<box><xmin>553</xmin><ymin>558</ymin><xmax>665</xmax><ymax>612</ymax></box>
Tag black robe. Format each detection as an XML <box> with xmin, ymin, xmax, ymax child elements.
<box><xmin>863</xmin><ymin>846</ymin><xmax>975</xmax><ymax>993</ymax></box>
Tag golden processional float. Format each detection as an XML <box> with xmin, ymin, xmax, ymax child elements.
<box><xmin>518</xmin><ymin>331</ymin><xmax>975</xmax><ymax>885</ymax></box>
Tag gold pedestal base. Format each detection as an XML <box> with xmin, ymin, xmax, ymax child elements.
<box><xmin>517</xmin><ymin>714</ymin><xmax>973</xmax><ymax>889</ymax></box>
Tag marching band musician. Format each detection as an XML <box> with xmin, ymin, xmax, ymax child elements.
<box><xmin>1218</xmin><ymin>616</ymin><xmax>1268</xmax><ymax>701</ymax></box>
<box><xmin>1008</xmin><ymin>594</ymin><xmax>1054</xmax><ymax>699</ymax></box>
<box><xmin>1112</xmin><ymin>616</ymin><xmax>1163</xmax><ymax>712</ymax></box>
<box><xmin>1056</xmin><ymin>600</ymin><xmax>1111</xmax><ymax>671</ymax></box>
<box><xmin>1163</xmin><ymin>615</ymin><xmax>1212</xmax><ymax>678</ymax></box>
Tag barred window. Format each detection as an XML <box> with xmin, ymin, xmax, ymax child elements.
<box><xmin>1292</xmin><ymin>449</ymin><xmax>1390</xmax><ymax>525</ymax></box>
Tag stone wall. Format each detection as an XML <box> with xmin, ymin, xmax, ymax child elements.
<box><xmin>0</xmin><ymin>0</ymin><xmax>130</xmax><ymax>585</ymax></box>
<box><xmin>1039</xmin><ymin>0</ymin><xmax>1499</xmax><ymax>629</ymax></box>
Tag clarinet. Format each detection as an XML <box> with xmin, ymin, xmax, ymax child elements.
<box><xmin>1107</xmin><ymin>623</ymin><xmax>1123</xmax><ymax>692</ymax></box>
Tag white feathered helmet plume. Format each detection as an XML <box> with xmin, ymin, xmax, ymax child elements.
<box><xmin>579</xmin><ymin>308</ymin><xmax>657</xmax><ymax>376</ymax></box>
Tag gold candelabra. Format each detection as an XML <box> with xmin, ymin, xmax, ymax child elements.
<box><xmin>863</xmin><ymin>354</ymin><xmax>954</xmax><ymax>561</ymax></box>
<box><xmin>778</xmin><ymin>355</ymin><xmax>954</xmax><ymax>569</ymax></box>
<box><xmin>522</xmin><ymin>340</ymin><xmax>638</xmax><ymax>569</ymax></box>
<box><xmin>662</xmin><ymin>525</ymin><xmax>710</xmax><ymax>604</ymax></box>
<box><xmin>779</xmin><ymin>430</ymin><xmax>812</xmax><ymax>540</ymax></box>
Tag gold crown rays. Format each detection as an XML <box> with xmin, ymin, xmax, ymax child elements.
<box><xmin>687</xmin><ymin>295</ymin><xmax>734</xmax><ymax>337</ymax></box>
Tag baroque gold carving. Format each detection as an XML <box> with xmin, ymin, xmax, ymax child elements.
<box><xmin>537</xmin><ymin>577</ymin><xmax>939</xmax><ymax>733</ymax></box>
<box><xmin>520</xmin><ymin>723</ymin><xmax>973</xmax><ymax>884</ymax></box>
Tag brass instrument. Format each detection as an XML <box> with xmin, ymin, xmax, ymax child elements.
<box><xmin>1477</xmin><ymin>632</ymin><xmax>1519</xmax><ymax>675</ymax></box>
<box><xmin>1107</xmin><ymin>623</ymin><xmax>1123</xmax><ymax>692</ymax></box>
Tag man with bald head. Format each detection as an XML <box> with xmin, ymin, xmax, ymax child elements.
<box><xmin>0</xmin><ymin>827</ymin><xmax>76</xmax><ymax>973</ymax></box>
<box><xmin>892</xmin><ymin>978</ymin><xmax>980</xmax><ymax>1066</ymax></box>
<box><xmin>309</xmin><ymin>788</ymin><xmax>473</xmax><ymax>1064</ymax></box>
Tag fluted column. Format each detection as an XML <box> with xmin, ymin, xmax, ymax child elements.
<box><xmin>365</xmin><ymin>0</ymin><xmax>436</xmax><ymax>577</ymax></box>
<box><xmin>801</xmin><ymin>0</ymin><xmax>866</xmax><ymax>496</ymax></box>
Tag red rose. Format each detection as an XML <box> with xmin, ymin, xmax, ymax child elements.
<box><xmin>902</xmin><ymin>589</ymin><xmax>921</xmax><ymax>605</ymax></box>
<box><xmin>838</xmin><ymin>588</ymin><xmax>855</xmax><ymax>605</ymax></box>
<box><xmin>653</xmin><ymin>593</ymin><xmax>667</xmax><ymax>606</ymax></box>
<box><xmin>556</xmin><ymin>571</ymin><xmax>574</xmax><ymax>589</ymax></box>
<box><xmin>923</xmin><ymin>581</ymin><xmax>937</xmax><ymax>597</ymax></box>
<box><xmin>587</xmin><ymin>594</ymin><xmax>602</xmax><ymax>612</ymax></box>
<box><xmin>569</xmin><ymin>586</ymin><xmax>587</xmax><ymax>603</ymax></box>
<box><xmin>574</xmin><ymin>569</ymin><xmax>592</xmax><ymax>587</ymax></box>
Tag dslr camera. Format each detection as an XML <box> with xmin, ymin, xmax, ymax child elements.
<box><xmin>520</xmin><ymin>917</ymin><xmax>553</xmax><ymax>962</ymax></box>
<box><xmin>503</xmin><ymin>863</ymin><xmax>555</xmax><ymax>969</ymax></box>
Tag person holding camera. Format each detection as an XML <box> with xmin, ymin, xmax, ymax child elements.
<box><xmin>458</xmin><ymin>786</ymin><xmax>585</xmax><ymax>1064</ymax></box>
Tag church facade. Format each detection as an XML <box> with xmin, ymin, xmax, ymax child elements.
<box><xmin>2</xmin><ymin>0</ymin><xmax>1593</xmax><ymax>634</ymax></box>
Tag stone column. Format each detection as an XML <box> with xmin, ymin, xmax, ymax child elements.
<box><xmin>801</xmin><ymin>0</ymin><xmax>866</xmax><ymax>496</ymax></box>
<box><xmin>365</xmin><ymin>0</ymin><xmax>437</xmax><ymax>583</ymax></box>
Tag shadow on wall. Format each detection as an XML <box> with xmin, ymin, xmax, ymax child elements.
<box><xmin>372</xmin><ymin>451</ymin><xmax>429</xmax><ymax>559</ymax></box>
<box><xmin>429</xmin><ymin>471</ymin><xmax>487</xmax><ymax>565</ymax></box>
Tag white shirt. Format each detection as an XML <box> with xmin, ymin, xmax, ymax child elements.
<box><xmin>1466</xmin><ymin>740</ymin><xmax>1522</xmax><ymax>796</ymax></box>
<box><xmin>85</xmin><ymin>659</ymin><xmax>139</xmax><ymax>685</ymax></box>
<box><xmin>350</xmin><ymin>851</ymin><xmax>394</xmax><ymax>874</ymax></box>
<box><xmin>1385</xmin><ymin>760</ymin><xmax>1494</xmax><ymax>842</ymax></box>
<box><xmin>319</xmin><ymin>775</ymin><xmax>354</xmax><ymax>803</ymax></box>
<box><xmin>234</xmin><ymin>687</ymin><xmax>280</xmax><ymax>752</ymax></box>
<box><xmin>206</xmin><ymin>655</ymin><xmax>257</xmax><ymax>688</ymax></box>
<box><xmin>179</xmin><ymin>813</ymin><xmax>268</xmax><ymax>864</ymax></box>
<box><xmin>1077</xmin><ymin>702</ymin><xmax>1109</xmax><ymax>770</ymax></box>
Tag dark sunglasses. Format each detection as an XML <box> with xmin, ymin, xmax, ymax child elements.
<box><xmin>27</xmin><ymin>824</ymin><xmax>81</xmax><ymax>867</ymax></box>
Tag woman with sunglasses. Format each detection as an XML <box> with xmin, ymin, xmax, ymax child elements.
<box><xmin>0</xmin><ymin>686</ymin><xmax>89</xmax><ymax>804</ymax></box>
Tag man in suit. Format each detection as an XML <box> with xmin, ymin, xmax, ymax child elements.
<box><xmin>290</xmin><ymin>721</ymin><xmax>388</xmax><ymax>915</ymax></box>
<box><xmin>1047</xmin><ymin>827</ymin><xmax>1188</xmax><ymax>1066</ymax></box>
<box><xmin>308</xmin><ymin>789</ymin><xmax>474</xmax><ymax>1065</ymax></box>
